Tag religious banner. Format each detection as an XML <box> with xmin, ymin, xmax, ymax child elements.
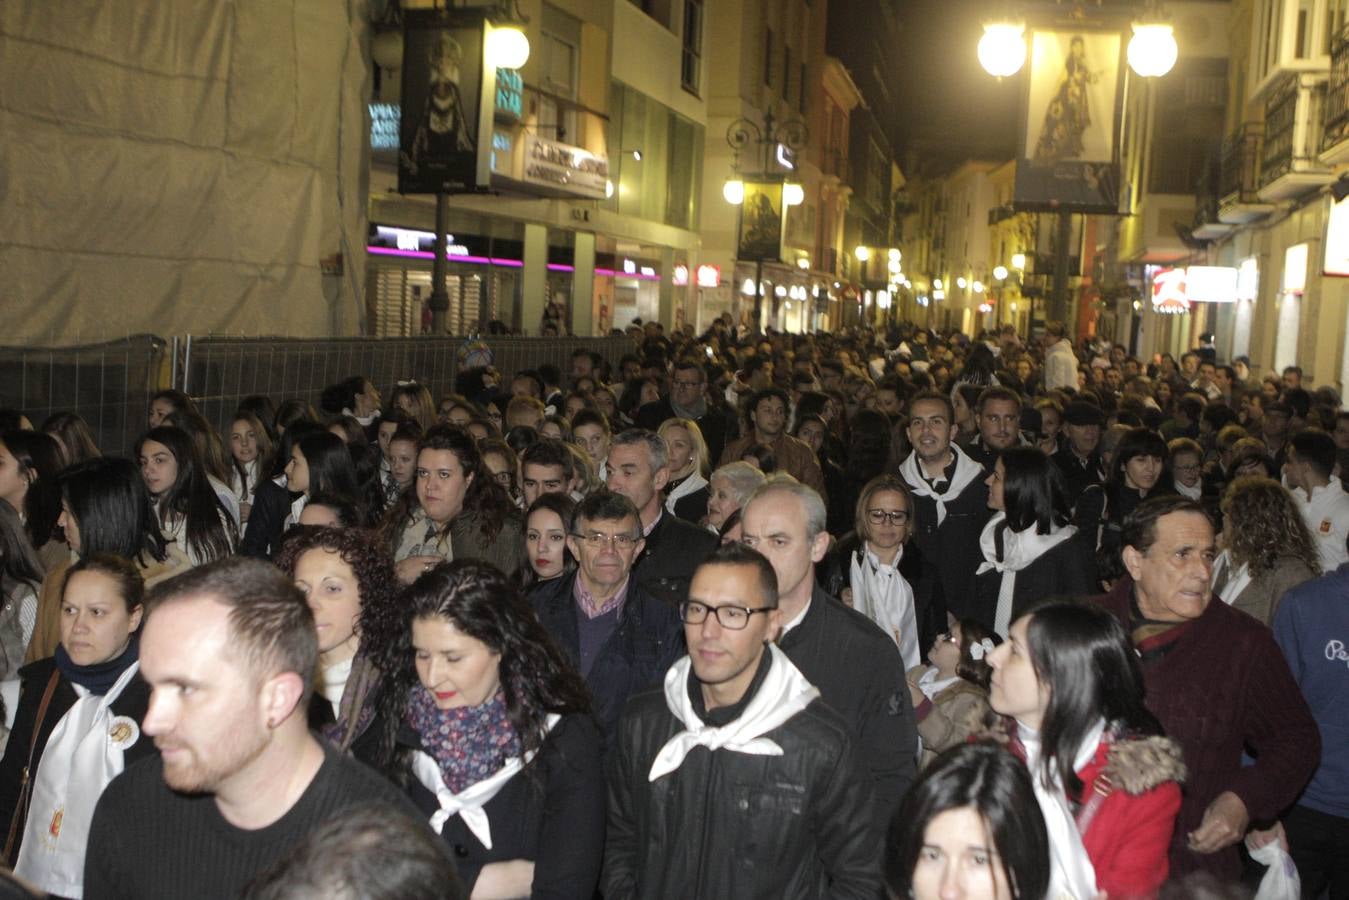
<box><xmin>398</xmin><ymin>9</ymin><xmax>493</xmax><ymax>194</ymax></box>
<box><xmin>1014</xmin><ymin>29</ymin><xmax>1125</xmax><ymax>214</ymax></box>
<box><xmin>737</xmin><ymin>181</ymin><xmax>786</xmax><ymax>262</ymax></box>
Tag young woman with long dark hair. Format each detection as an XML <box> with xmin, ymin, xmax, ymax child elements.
<box><xmin>885</xmin><ymin>742</ymin><xmax>1050</xmax><ymax>900</ymax></box>
<box><xmin>136</xmin><ymin>426</ymin><xmax>236</xmax><ymax>566</ymax></box>
<box><xmin>228</xmin><ymin>410</ymin><xmax>274</xmax><ymax>525</ymax></box>
<box><xmin>1073</xmin><ymin>427</ymin><xmax>1174</xmax><ymax>556</ymax></box>
<box><xmin>370</xmin><ymin>560</ymin><xmax>603</xmax><ymax>898</ymax></box>
<box><xmin>518</xmin><ymin>493</ymin><xmax>576</xmax><ymax>591</ymax></box>
<box><xmin>284</xmin><ymin>431</ymin><xmax>366</xmax><ymax>530</ymax></box>
<box><xmin>382</xmin><ymin>426</ymin><xmax>524</xmax><ymax>583</ymax></box>
<box><xmin>986</xmin><ymin>601</ymin><xmax>1185</xmax><ymax>898</ymax></box>
<box><xmin>0</xmin><ymin>431</ymin><xmax>64</xmax><ymax>569</ymax></box>
<box><xmin>976</xmin><ymin>447</ymin><xmax>1096</xmax><ymax>636</ymax></box>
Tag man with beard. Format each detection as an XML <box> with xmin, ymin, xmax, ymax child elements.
<box><xmin>84</xmin><ymin>558</ymin><xmax>430</xmax><ymax>900</ymax></box>
<box><xmin>718</xmin><ymin>388</ymin><xmax>826</xmax><ymax>496</ymax></box>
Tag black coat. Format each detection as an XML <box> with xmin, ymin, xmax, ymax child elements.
<box><xmin>778</xmin><ymin>586</ymin><xmax>918</xmax><ymax>832</ymax></box>
<box><xmin>239</xmin><ymin>477</ymin><xmax>295</xmax><ymax>559</ymax></box>
<box><xmin>1053</xmin><ymin>447</ymin><xmax>1103</xmax><ymax>509</ymax></box>
<box><xmin>1074</xmin><ymin>482</ymin><xmax>1176</xmax><ymax>555</ymax></box>
<box><xmin>902</xmin><ymin>467</ymin><xmax>993</xmax><ymax>625</ymax></box>
<box><xmin>971</xmin><ymin>531</ymin><xmax>1098</xmax><ymax>632</ymax></box>
<box><xmin>403</xmin><ymin>713</ymin><xmax>606</xmax><ymax>899</ymax></box>
<box><xmin>634</xmin><ymin>398</ymin><xmax>738</xmax><ymax>465</ymax></box>
<box><xmin>0</xmin><ymin>658</ymin><xmax>157</xmax><ymax>854</ymax></box>
<box><xmin>530</xmin><ymin>574</ymin><xmax>684</xmax><ymax>741</ymax></box>
<box><xmin>632</xmin><ymin>511</ymin><xmax>719</xmax><ymax>609</ymax></box>
<box><xmin>667</xmin><ymin>484</ymin><xmax>708</xmax><ymax>525</ymax></box>
<box><xmin>602</xmin><ymin>667</ymin><xmax>883</xmax><ymax>899</ymax></box>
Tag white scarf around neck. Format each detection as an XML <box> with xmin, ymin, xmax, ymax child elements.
<box><xmin>410</xmin><ymin>713</ymin><xmax>560</xmax><ymax>849</ymax></box>
<box><xmin>976</xmin><ymin>512</ymin><xmax>1077</xmax><ymax>637</ymax></box>
<box><xmin>1175</xmin><ymin>479</ymin><xmax>1202</xmax><ymax>500</ymax></box>
<box><xmin>665</xmin><ymin>471</ymin><xmax>708</xmax><ymax>516</ymax></box>
<box><xmin>649</xmin><ymin>643</ymin><xmax>819</xmax><ymax>782</ymax></box>
<box><xmin>15</xmin><ymin>662</ymin><xmax>143</xmax><ymax>896</ymax></box>
<box><xmin>850</xmin><ymin>544</ymin><xmax>920</xmax><ymax>669</ymax></box>
<box><xmin>1018</xmin><ymin>718</ymin><xmax>1105</xmax><ymax>900</ymax></box>
<box><xmin>900</xmin><ymin>444</ymin><xmax>983</xmax><ymax>525</ymax></box>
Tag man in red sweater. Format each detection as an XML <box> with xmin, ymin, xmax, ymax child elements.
<box><xmin>1094</xmin><ymin>495</ymin><xmax>1319</xmax><ymax>883</ymax></box>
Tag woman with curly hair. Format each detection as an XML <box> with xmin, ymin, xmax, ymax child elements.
<box><xmin>370</xmin><ymin>560</ymin><xmax>604</xmax><ymax>898</ymax></box>
<box><xmin>1213</xmin><ymin>476</ymin><xmax>1320</xmax><ymax>624</ymax></box>
<box><xmin>276</xmin><ymin>526</ymin><xmax>400</xmax><ymax>761</ymax></box>
<box><xmin>382</xmin><ymin>425</ymin><xmax>525</xmax><ymax>583</ymax></box>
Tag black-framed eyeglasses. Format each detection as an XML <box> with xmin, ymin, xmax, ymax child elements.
<box><xmin>867</xmin><ymin>508</ymin><xmax>910</xmax><ymax>525</ymax></box>
<box><xmin>679</xmin><ymin>600</ymin><xmax>775</xmax><ymax>630</ymax></box>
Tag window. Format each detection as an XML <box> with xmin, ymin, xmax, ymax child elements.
<box><xmin>764</xmin><ymin>29</ymin><xmax>775</xmax><ymax>88</ymax></box>
<box><xmin>681</xmin><ymin>0</ymin><xmax>703</xmax><ymax>95</ymax></box>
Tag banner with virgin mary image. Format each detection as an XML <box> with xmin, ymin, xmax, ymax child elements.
<box><xmin>1014</xmin><ymin>30</ymin><xmax>1125</xmax><ymax>214</ymax></box>
<box><xmin>398</xmin><ymin>9</ymin><xmax>492</xmax><ymax>194</ymax></box>
<box><xmin>736</xmin><ymin>181</ymin><xmax>787</xmax><ymax>262</ymax></box>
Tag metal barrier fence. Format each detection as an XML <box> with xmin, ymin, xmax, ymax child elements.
<box><xmin>180</xmin><ymin>334</ymin><xmax>640</xmax><ymax>439</ymax></box>
<box><xmin>0</xmin><ymin>335</ymin><xmax>167</xmax><ymax>456</ymax></box>
<box><xmin>0</xmin><ymin>334</ymin><xmax>637</xmax><ymax>456</ymax></box>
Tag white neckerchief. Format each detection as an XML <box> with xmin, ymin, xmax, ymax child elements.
<box><xmin>648</xmin><ymin>644</ymin><xmax>819</xmax><ymax>782</ymax></box>
<box><xmin>900</xmin><ymin>445</ymin><xmax>983</xmax><ymax>526</ymax></box>
<box><xmin>1212</xmin><ymin>550</ymin><xmax>1253</xmax><ymax>605</ymax></box>
<box><xmin>284</xmin><ymin>493</ymin><xmax>308</xmax><ymax>531</ymax></box>
<box><xmin>409</xmin><ymin>713</ymin><xmax>560</xmax><ymax>849</ymax></box>
<box><xmin>976</xmin><ymin>513</ymin><xmax>1077</xmax><ymax>637</ymax></box>
<box><xmin>916</xmin><ymin>666</ymin><xmax>960</xmax><ymax>701</ymax></box>
<box><xmin>319</xmin><ymin>656</ymin><xmax>354</xmax><ymax>720</ymax></box>
<box><xmin>15</xmin><ymin>663</ymin><xmax>143</xmax><ymax>897</ymax></box>
<box><xmin>665</xmin><ymin>471</ymin><xmax>709</xmax><ymax>516</ymax></box>
<box><xmin>850</xmin><ymin>544</ymin><xmax>920</xmax><ymax>669</ymax></box>
<box><xmin>1018</xmin><ymin>718</ymin><xmax>1104</xmax><ymax>900</ymax></box>
<box><xmin>342</xmin><ymin>407</ymin><xmax>379</xmax><ymax>428</ymax></box>
<box><xmin>1175</xmin><ymin>479</ymin><xmax>1202</xmax><ymax>500</ymax></box>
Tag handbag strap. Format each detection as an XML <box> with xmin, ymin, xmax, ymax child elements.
<box><xmin>1074</xmin><ymin>773</ymin><xmax>1114</xmax><ymax>837</ymax></box>
<box><xmin>4</xmin><ymin>668</ymin><xmax>61</xmax><ymax>864</ymax></box>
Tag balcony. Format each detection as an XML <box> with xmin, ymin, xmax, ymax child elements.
<box><xmin>1258</xmin><ymin>73</ymin><xmax>1333</xmax><ymax>202</ymax></box>
<box><xmin>1321</xmin><ymin>23</ymin><xmax>1349</xmax><ymax>165</ymax></box>
<box><xmin>1220</xmin><ymin>123</ymin><xmax>1276</xmax><ymax>223</ymax></box>
<box><xmin>1193</xmin><ymin>153</ymin><xmax>1232</xmax><ymax>240</ymax></box>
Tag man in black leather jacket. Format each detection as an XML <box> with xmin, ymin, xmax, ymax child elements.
<box><xmin>603</xmin><ymin>545</ymin><xmax>882</xmax><ymax>899</ymax></box>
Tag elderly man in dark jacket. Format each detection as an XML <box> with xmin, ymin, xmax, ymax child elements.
<box><xmin>531</xmin><ymin>491</ymin><xmax>683</xmax><ymax>740</ymax></box>
<box><xmin>1094</xmin><ymin>495</ymin><xmax>1320</xmax><ymax>882</ymax></box>
<box><xmin>603</xmin><ymin>545</ymin><xmax>881</xmax><ymax>899</ymax></box>
<box><xmin>605</xmin><ymin>428</ymin><xmax>718</xmax><ymax>608</ymax></box>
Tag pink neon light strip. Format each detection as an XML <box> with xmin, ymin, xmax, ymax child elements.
<box><xmin>368</xmin><ymin>246</ymin><xmax>661</xmax><ymax>280</ymax></box>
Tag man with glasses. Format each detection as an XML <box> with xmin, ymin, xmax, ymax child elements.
<box><xmin>530</xmin><ymin>490</ymin><xmax>683</xmax><ymax>739</ymax></box>
<box><xmin>607</xmin><ymin>429</ymin><xmax>718</xmax><ymax>608</ymax></box>
<box><xmin>603</xmin><ymin>544</ymin><xmax>882</xmax><ymax>898</ymax></box>
<box><xmin>741</xmin><ymin>481</ymin><xmax>917</xmax><ymax>832</ymax></box>
<box><xmin>635</xmin><ymin>359</ymin><xmax>737</xmax><ymax>463</ymax></box>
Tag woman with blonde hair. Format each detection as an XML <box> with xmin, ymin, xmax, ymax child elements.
<box><xmin>1212</xmin><ymin>475</ymin><xmax>1320</xmax><ymax>624</ymax></box>
<box><xmin>658</xmin><ymin>418</ymin><xmax>709</xmax><ymax>523</ymax></box>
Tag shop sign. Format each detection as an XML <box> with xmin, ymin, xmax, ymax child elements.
<box><xmin>1184</xmin><ymin>266</ymin><xmax>1237</xmax><ymax>302</ymax></box>
<box><xmin>495</xmin><ymin>69</ymin><xmax>523</xmax><ymax>122</ymax></box>
<box><xmin>370</xmin><ymin>103</ymin><xmax>400</xmax><ymax>151</ymax></box>
<box><xmin>1150</xmin><ymin>267</ymin><xmax>1190</xmax><ymax>314</ymax></box>
<box><xmin>672</xmin><ymin>265</ymin><xmax>689</xmax><ymax>286</ymax></box>
<box><xmin>522</xmin><ymin>135</ymin><xmax>609</xmax><ymax>199</ymax></box>
<box><xmin>696</xmin><ymin>264</ymin><xmax>721</xmax><ymax>288</ymax></box>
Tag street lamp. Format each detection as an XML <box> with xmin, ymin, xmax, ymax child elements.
<box><xmin>978</xmin><ymin>22</ymin><xmax>1026</xmax><ymax>77</ymax></box>
<box><xmin>1011</xmin><ymin>252</ymin><xmax>1026</xmax><ymax>271</ymax></box>
<box><xmin>485</xmin><ymin>24</ymin><xmax>531</xmax><ymax>69</ymax></box>
<box><xmin>722</xmin><ymin>178</ymin><xmax>745</xmax><ymax>205</ymax></box>
<box><xmin>1128</xmin><ymin>22</ymin><xmax>1178</xmax><ymax>77</ymax></box>
<box><xmin>783</xmin><ymin>182</ymin><xmax>805</xmax><ymax>206</ymax></box>
<box><xmin>855</xmin><ymin>246</ymin><xmax>870</xmax><ymax>262</ymax></box>
<box><xmin>993</xmin><ymin>265</ymin><xmax>1009</xmax><ymax>281</ymax></box>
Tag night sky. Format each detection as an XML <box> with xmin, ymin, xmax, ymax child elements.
<box><xmin>886</xmin><ymin>0</ymin><xmax>1026</xmax><ymax>173</ymax></box>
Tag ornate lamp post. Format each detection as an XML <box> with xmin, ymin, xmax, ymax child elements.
<box><xmin>722</xmin><ymin>109</ymin><xmax>809</xmax><ymax>333</ymax></box>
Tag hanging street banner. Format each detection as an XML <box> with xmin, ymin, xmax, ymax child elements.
<box><xmin>1014</xmin><ymin>29</ymin><xmax>1125</xmax><ymax>214</ymax></box>
<box><xmin>737</xmin><ymin>180</ymin><xmax>787</xmax><ymax>262</ymax></box>
<box><xmin>398</xmin><ymin>9</ymin><xmax>495</xmax><ymax>194</ymax></box>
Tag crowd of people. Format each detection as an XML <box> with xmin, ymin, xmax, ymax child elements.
<box><xmin>0</xmin><ymin>312</ymin><xmax>1343</xmax><ymax>898</ymax></box>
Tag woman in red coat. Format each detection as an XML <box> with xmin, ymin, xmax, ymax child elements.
<box><xmin>986</xmin><ymin>601</ymin><xmax>1185</xmax><ymax>899</ymax></box>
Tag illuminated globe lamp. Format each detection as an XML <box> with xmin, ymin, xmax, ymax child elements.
<box><xmin>486</xmin><ymin>25</ymin><xmax>531</xmax><ymax>70</ymax></box>
<box><xmin>855</xmin><ymin>246</ymin><xmax>870</xmax><ymax>262</ymax></box>
<box><xmin>978</xmin><ymin>22</ymin><xmax>1026</xmax><ymax>78</ymax></box>
<box><xmin>1128</xmin><ymin>22</ymin><xmax>1178</xmax><ymax>77</ymax></box>
<box><xmin>783</xmin><ymin>182</ymin><xmax>805</xmax><ymax>206</ymax></box>
<box><xmin>723</xmin><ymin>178</ymin><xmax>745</xmax><ymax>205</ymax></box>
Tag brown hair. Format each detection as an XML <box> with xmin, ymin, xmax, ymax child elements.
<box><xmin>1220</xmin><ymin>476</ymin><xmax>1322</xmax><ymax>577</ymax></box>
